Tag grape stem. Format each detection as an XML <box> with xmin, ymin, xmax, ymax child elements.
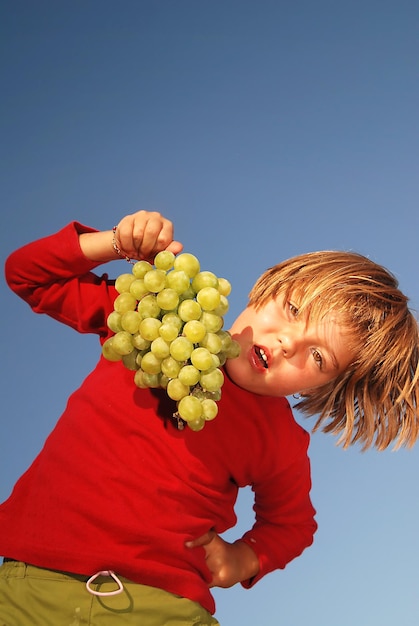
<box><xmin>172</xmin><ymin>413</ymin><xmax>186</xmax><ymax>430</ymax></box>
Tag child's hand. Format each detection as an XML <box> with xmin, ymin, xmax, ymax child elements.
<box><xmin>115</xmin><ymin>210</ymin><xmax>183</xmax><ymax>262</ymax></box>
<box><xmin>186</xmin><ymin>530</ymin><xmax>260</xmax><ymax>588</ymax></box>
<box><xmin>79</xmin><ymin>210</ymin><xmax>183</xmax><ymax>264</ymax></box>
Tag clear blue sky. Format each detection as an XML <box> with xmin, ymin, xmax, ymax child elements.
<box><xmin>1</xmin><ymin>2</ymin><xmax>418</xmax><ymax>625</ymax></box>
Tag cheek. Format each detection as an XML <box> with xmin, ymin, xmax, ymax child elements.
<box><xmin>229</xmin><ymin>308</ymin><xmax>257</xmax><ymax>334</ymax></box>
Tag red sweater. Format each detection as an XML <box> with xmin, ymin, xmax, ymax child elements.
<box><xmin>1</xmin><ymin>222</ymin><xmax>317</xmax><ymax>614</ymax></box>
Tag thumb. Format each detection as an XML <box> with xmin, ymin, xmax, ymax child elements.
<box><xmin>185</xmin><ymin>529</ymin><xmax>216</xmax><ymax>549</ymax></box>
<box><xmin>166</xmin><ymin>240</ymin><xmax>184</xmax><ymax>256</ymax></box>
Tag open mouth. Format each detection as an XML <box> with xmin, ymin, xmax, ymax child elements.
<box><xmin>254</xmin><ymin>345</ymin><xmax>268</xmax><ymax>369</ymax></box>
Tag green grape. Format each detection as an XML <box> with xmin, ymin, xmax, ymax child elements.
<box><xmin>215</xmin><ymin>332</ymin><xmax>240</xmax><ymax>359</ymax></box>
<box><xmin>143</xmin><ymin>269</ymin><xmax>167</xmax><ymax>293</ymax></box>
<box><xmin>170</xmin><ymin>336</ymin><xmax>194</xmax><ymax>361</ymax></box>
<box><xmin>199</xmin><ymin>332</ymin><xmax>222</xmax><ymax>354</ymax></box>
<box><xmin>134</xmin><ymin>369</ymin><xmax>148</xmax><ymax>388</ymax></box>
<box><xmin>134</xmin><ymin>369</ymin><xmax>161</xmax><ymax>388</ymax></box>
<box><xmin>140</xmin><ymin>351</ymin><xmax>162</xmax><ymax>374</ymax></box>
<box><xmin>161</xmin><ymin>312</ymin><xmax>183</xmax><ymax>330</ymax></box>
<box><xmin>115</xmin><ymin>273</ymin><xmax>136</xmax><ymax>294</ymax></box>
<box><xmin>167</xmin><ymin>378</ymin><xmax>190</xmax><ymax>401</ymax></box>
<box><xmin>154</xmin><ymin>250</ymin><xmax>175</xmax><ymax>271</ymax></box>
<box><xmin>104</xmin><ymin>248</ymin><xmax>239</xmax><ymax>431</ymax></box>
<box><xmin>178</xmin><ymin>299</ymin><xmax>202</xmax><ymax>322</ymax></box>
<box><xmin>213</xmin><ymin>295</ymin><xmax>229</xmax><ymax>316</ymax></box>
<box><xmin>201</xmin><ymin>398</ymin><xmax>218</xmax><ymax>421</ymax></box>
<box><xmin>177</xmin><ymin>395</ymin><xmax>202</xmax><ymax>422</ymax></box>
<box><xmin>178</xmin><ymin>286</ymin><xmax>196</xmax><ymax>302</ymax></box>
<box><xmin>142</xmin><ymin>372</ymin><xmax>162</xmax><ymax>388</ymax></box>
<box><xmin>216</xmin><ymin>330</ymin><xmax>233</xmax><ymax>351</ymax></box>
<box><xmin>111</xmin><ymin>331</ymin><xmax>135</xmax><ymax>355</ymax></box>
<box><xmin>122</xmin><ymin>349</ymin><xmax>140</xmax><ymax>371</ymax></box>
<box><xmin>156</xmin><ymin>288</ymin><xmax>179</xmax><ymax>311</ymax></box>
<box><xmin>173</xmin><ymin>253</ymin><xmax>200</xmax><ymax>277</ymax></box>
<box><xmin>132</xmin><ymin>260</ymin><xmax>152</xmax><ymax>279</ymax></box>
<box><xmin>192</xmin><ymin>271</ymin><xmax>218</xmax><ymax>292</ymax></box>
<box><xmin>107</xmin><ymin>311</ymin><xmax>123</xmax><ymax>333</ymax></box>
<box><xmin>182</xmin><ymin>320</ymin><xmax>207</xmax><ymax>343</ymax></box>
<box><xmin>187</xmin><ymin>416</ymin><xmax>206</xmax><ymax>432</ymax></box>
<box><xmin>150</xmin><ymin>337</ymin><xmax>171</xmax><ymax>359</ymax></box>
<box><xmin>178</xmin><ymin>364</ymin><xmax>201</xmax><ymax>386</ymax></box>
<box><xmin>139</xmin><ymin>317</ymin><xmax>162</xmax><ymax>341</ymax></box>
<box><xmin>132</xmin><ymin>333</ymin><xmax>151</xmax><ymax>350</ymax></box>
<box><xmin>225</xmin><ymin>339</ymin><xmax>241</xmax><ymax>359</ymax></box>
<box><xmin>137</xmin><ymin>295</ymin><xmax>161</xmax><ymax>319</ymax></box>
<box><xmin>161</xmin><ymin>356</ymin><xmax>182</xmax><ymax>378</ymax></box>
<box><xmin>135</xmin><ymin>351</ymin><xmax>145</xmax><ymax>367</ymax></box>
<box><xmin>200</xmin><ymin>367</ymin><xmax>224</xmax><ymax>392</ymax></box>
<box><xmin>159</xmin><ymin>374</ymin><xmax>170</xmax><ymax>388</ymax></box>
<box><xmin>159</xmin><ymin>322</ymin><xmax>180</xmax><ymax>342</ymax></box>
<box><xmin>121</xmin><ymin>310</ymin><xmax>141</xmax><ymax>334</ymax></box>
<box><xmin>217</xmin><ymin>277</ymin><xmax>232</xmax><ymax>297</ymax></box>
<box><xmin>203</xmin><ymin>388</ymin><xmax>222</xmax><ymax>401</ymax></box>
<box><xmin>114</xmin><ymin>292</ymin><xmax>137</xmax><ymax>314</ymax></box>
<box><xmin>200</xmin><ymin>311</ymin><xmax>223</xmax><ymax>333</ymax></box>
<box><xmin>130</xmin><ymin>279</ymin><xmax>149</xmax><ymax>300</ymax></box>
<box><xmin>102</xmin><ymin>337</ymin><xmax>123</xmax><ymax>361</ymax></box>
<box><xmin>190</xmin><ymin>347</ymin><xmax>213</xmax><ymax>371</ymax></box>
<box><xmin>191</xmin><ymin>387</ymin><xmax>206</xmax><ymax>400</ymax></box>
<box><xmin>196</xmin><ymin>287</ymin><xmax>221</xmax><ymax>311</ymax></box>
<box><xmin>166</xmin><ymin>270</ymin><xmax>190</xmax><ymax>294</ymax></box>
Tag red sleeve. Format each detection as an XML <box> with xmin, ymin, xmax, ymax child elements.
<box><xmin>4</xmin><ymin>221</ymin><xmax>116</xmax><ymax>338</ymax></box>
<box><xmin>240</xmin><ymin>421</ymin><xmax>317</xmax><ymax>587</ymax></box>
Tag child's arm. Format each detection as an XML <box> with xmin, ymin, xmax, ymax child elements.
<box><xmin>5</xmin><ymin>210</ymin><xmax>183</xmax><ymax>336</ymax></box>
<box><xmin>186</xmin><ymin>531</ymin><xmax>260</xmax><ymax>588</ymax></box>
<box><xmin>79</xmin><ymin>210</ymin><xmax>183</xmax><ymax>263</ymax></box>
<box><xmin>185</xmin><ymin>412</ymin><xmax>317</xmax><ymax>590</ymax></box>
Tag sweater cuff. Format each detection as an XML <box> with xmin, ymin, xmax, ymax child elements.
<box><xmin>239</xmin><ymin>535</ymin><xmax>270</xmax><ymax>589</ymax></box>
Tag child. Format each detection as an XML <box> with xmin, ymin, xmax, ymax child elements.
<box><xmin>0</xmin><ymin>210</ymin><xmax>418</xmax><ymax>625</ymax></box>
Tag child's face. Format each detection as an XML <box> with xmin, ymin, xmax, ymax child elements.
<box><xmin>226</xmin><ymin>294</ymin><xmax>355</xmax><ymax>398</ymax></box>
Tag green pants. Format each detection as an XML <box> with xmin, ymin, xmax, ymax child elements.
<box><xmin>0</xmin><ymin>561</ymin><xmax>220</xmax><ymax>626</ymax></box>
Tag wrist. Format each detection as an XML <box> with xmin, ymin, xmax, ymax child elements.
<box><xmin>233</xmin><ymin>540</ymin><xmax>260</xmax><ymax>582</ymax></box>
<box><xmin>112</xmin><ymin>226</ymin><xmax>133</xmax><ymax>264</ymax></box>
<box><xmin>79</xmin><ymin>230</ymin><xmax>121</xmax><ymax>263</ymax></box>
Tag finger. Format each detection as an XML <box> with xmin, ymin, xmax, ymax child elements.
<box><xmin>166</xmin><ymin>240</ymin><xmax>184</xmax><ymax>256</ymax></box>
<box><xmin>132</xmin><ymin>213</ymin><xmax>181</xmax><ymax>261</ymax></box>
<box><xmin>116</xmin><ymin>211</ymin><xmax>181</xmax><ymax>261</ymax></box>
<box><xmin>115</xmin><ymin>213</ymin><xmax>144</xmax><ymax>259</ymax></box>
<box><xmin>185</xmin><ymin>530</ymin><xmax>216</xmax><ymax>549</ymax></box>
<box><xmin>132</xmin><ymin>213</ymin><xmax>166</xmax><ymax>257</ymax></box>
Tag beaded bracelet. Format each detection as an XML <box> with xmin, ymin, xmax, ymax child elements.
<box><xmin>112</xmin><ymin>226</ymin><xmax>134</xmax><ymax>264</ymax></box>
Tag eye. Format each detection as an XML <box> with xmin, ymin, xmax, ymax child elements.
<box><xmin>311</xmin><ymin>348</ymin><xmax>323</xmax><ymax>369</ymax></box>
<box><xmin>288</xmin><ymin>302</ymin><xmax>299</xmax><ymax>317</ymax></box>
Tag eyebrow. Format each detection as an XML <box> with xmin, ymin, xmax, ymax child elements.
<box><xmin>291</xmin><ymin>298</ymin><xmax>345</xmax><ymax>372</ymax></box>
<box><xmin>318</xmin><ymin>338</ymin><xmax>340</xmax><ymax>372</ymax></box>
<box><xmin>304</xmin><ymin>316</ymin><xmax>341</xmax><ymax>371</ymax></box>
<box><xmin>328</xmin><ymin>350</ymin><xmax>339</xmax><ymax>371</ymax></box>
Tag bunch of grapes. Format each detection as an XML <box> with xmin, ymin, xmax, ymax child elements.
<box><xmin>102</xmin><ymin>250</ymin><xmax>240</xmax><ymax>431</ymax></box>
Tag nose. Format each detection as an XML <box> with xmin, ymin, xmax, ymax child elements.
<box><xmin>279</xmin><ymin>330</ymin><xmax>297</xmax><ymax>357</ymax></box>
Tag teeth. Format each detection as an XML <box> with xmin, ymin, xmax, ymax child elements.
<box><xmin>257</xmin><ymin>347</ymin><xmax>268</xmax><ymax>367</ymax></box>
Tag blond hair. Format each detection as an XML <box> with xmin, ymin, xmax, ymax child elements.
<box><xmin>249</xmin><ymin>251</ymin><xmax>419</xmax><ymax>450</ymax></box>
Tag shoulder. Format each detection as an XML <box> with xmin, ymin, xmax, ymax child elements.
<box><xmin>218</xmin><ymin>372</ymin><xmax>310</xmax><ymax>464</ymax></box>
